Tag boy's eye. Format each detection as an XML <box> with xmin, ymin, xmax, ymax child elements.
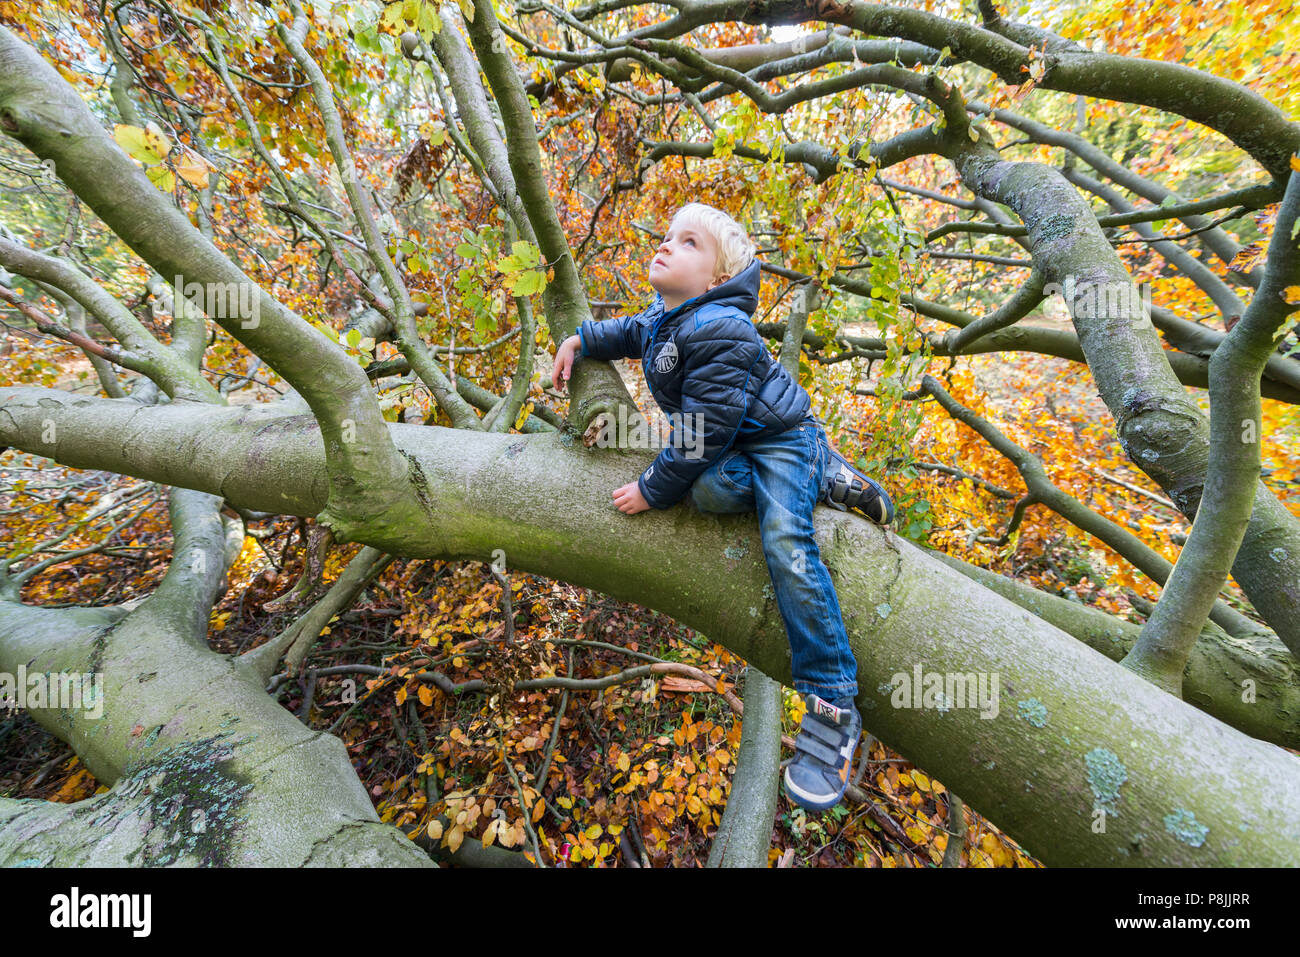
<box><xmin>685</xmin><ymin>238</ymin><xmax>694</xmax><ymax>246</ymax></box>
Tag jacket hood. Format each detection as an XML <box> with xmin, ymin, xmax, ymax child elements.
<box><xmin>640</xmin><ymin>257</ymin><xmax>763</xmax><ymax>326</ymax></box>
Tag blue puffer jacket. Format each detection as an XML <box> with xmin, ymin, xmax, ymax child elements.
<box><xmin>577</xmin><ymin>258</ymin><xmax>811</xmax><ymax>509</ymax></box>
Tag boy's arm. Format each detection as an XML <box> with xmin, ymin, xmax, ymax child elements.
<box><xmin>577</xmin><ymin>313</ymin><xmax>645</xmax><ymax>362</ymax></box>
<box><xmin>637</xmin><ymin>316</ymin><xmax>764</xmax><ymax>510</ymax></box>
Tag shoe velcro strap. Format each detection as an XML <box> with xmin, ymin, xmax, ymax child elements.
<box><xmin>801</xmin><ymin>714</ymin><xmax>850</xmax><ymax>748</ymax></box>
<box><xmin>829</xmin><ymin>474</ymin><xmax>867</xmax><ymax>504</ymax></box>
<box><xmin>794</xmin><ymin>732</ymin><xmax>842</xmax><ymax>767</ymax></box>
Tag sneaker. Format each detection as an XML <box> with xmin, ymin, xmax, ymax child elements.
<box><xmin>822</xmin><ymin>446</ymin><xmax>894</xmax><ymax>524</ymax></box>
<box><xmin>783</xmin><ymin>693</ymin><xmax>863</xmax><ymax>812</ymax></box>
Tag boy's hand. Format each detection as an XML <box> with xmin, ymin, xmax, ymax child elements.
<box><xmin>551</xmin><ymin>334</ymin><xmax>581</xmax><ymax>393</ymax></box>
<box><xmin>613</xmin><ymin>480</ymin><xmax>651</xmax><ymax>514</ymax></box>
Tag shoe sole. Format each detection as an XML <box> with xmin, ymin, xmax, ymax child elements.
<box><xmin>783</xmin><ymin>766</ymin><xmax>848</xmax><ymax>811</ymax></box>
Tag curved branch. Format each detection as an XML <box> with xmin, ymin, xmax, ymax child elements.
<box><xmin>0</xmin><ymin>240</ymin><xmax>221</xmax><ymax>403</ymax></box>
<box><xmin>918</xmin><ymin>374</ymin><xmax>1265</xmax><ymax>640</ymax></box>
<box><xmin>632</xmin><ymin>0</ymin><xmax>1300</xmax><ymax>179</ymax></box>
<box><xmin>1123</xmin><ymin>154</ymin><xmax>1300</xmax><ymax>694</ymax></box>
<box><xmin>0</xmin><ymin>24</ymin><xmax>426</xmax><ymax>541</ymax></box>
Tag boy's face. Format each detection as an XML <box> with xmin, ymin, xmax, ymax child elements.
<box><xmin>649</xmin><ymin>216</ymin><xmax>729</xmax><ymax>307</ymax></box>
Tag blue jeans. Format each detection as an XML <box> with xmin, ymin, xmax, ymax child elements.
<box><xmin>687</xmin><ymin>412</ymin><xmax>859</xmax><ymax>700</ymax></box>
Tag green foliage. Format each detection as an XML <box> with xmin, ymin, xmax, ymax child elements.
<box><xmin>495</xmin><ymin>240</ymin><xmax>548</xmax><ymax>296</ymax></box>
<box><xmin>453</xmin><ymin>224</ymin><xmax>505</xmax><ymax>340</ymax></box>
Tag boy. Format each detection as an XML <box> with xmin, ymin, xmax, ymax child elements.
<box><xmin>551</xmin><ymin>203</ymin><xmax>894</xmax><ymax>812</ymax></box>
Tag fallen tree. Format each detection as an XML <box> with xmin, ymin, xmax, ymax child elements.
<box><xmin>2</xmin><ymin>389</ymin><xmax>1297</xmax><ymax>865</ymax></box>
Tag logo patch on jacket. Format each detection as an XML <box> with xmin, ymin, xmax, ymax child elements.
<box><xmin>654</xmin><ymin>340</ymin><xmax>678</xmax><ymax>373</ymax></box>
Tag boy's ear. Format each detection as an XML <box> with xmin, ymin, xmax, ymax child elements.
<box><xmin>709</xmin><ymin>273</ymin><xmax>731</xmax><ymax>289</ymax></box>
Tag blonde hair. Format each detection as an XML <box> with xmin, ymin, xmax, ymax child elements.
<box><xmin>671</xmin><ymin>203</ymin><xmax>755</xmax><ymax>281</ymax></box>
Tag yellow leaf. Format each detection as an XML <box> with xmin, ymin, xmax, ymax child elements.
<box><xmin>617</xmin><ymin>753</ymin><xmax>630</xmax><ymax>773</ymax></box>
<box><xmin>427</xmin><ymin>819</ymin><xmax>443</xmax><ymax>840</ymax></box>
<box><xmin>448</xmin><ymin>825</ymin><xmax>464</xmax><ymax>853</ymax></box>
<box><xmin>912</xmin><ymin>770</ymin><xmax>931</xmax><ymax>792</ymax></box>
<box><xmin>395</xmin><ymin>686</ymin><xmax>408</xmax><ymax>706</ymax></box>
<box><xmin>145</xmin><ymin>163</ymin><xmax>175</xmax><ymax>192</ymax></box>
<box><xmin>417</xmin><ymin>684</ymin><xmax>435</xmax><ymax>707</ymax></box>
<box><xmin>1292</xmin><ymin>154</ymin><xmax>1300</xmax><ymax>172</ymax></box>
<box><xmin>114</xmin><ymin>122</ymin><xmax>169</xmax><ymax>164</ymax></box>
<box><xmin>482</xmin><ymin>818</ymin><xmax>500</xmax><ymax>847</ymax></box>
<box><xmin>585</xmin><ymin>824</ymin><xmax>602</xmax><ymax>840</ymax></box>
<box><xmin>1283</xmin><ymin>286</ymin><xmax>1300</xmax><ymax>305</ymax></box>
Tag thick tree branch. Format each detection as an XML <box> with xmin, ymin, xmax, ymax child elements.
<box><xmin>1123</xmin><ymin>155</ymin><xmax>1300</xmax><ymax>693</ymax></box>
